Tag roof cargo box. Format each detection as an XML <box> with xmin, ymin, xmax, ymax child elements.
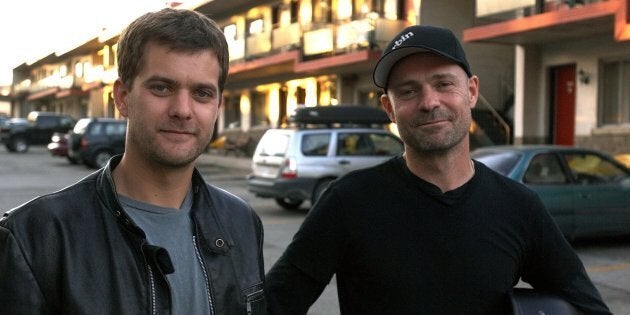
<box><xmin>288</xmin><ymin>105</ymin><xmax>391</xmax><ymax>127</ymax></box>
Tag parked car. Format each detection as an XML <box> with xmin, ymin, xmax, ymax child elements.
<box><xmin>0</xmin><ymin>111</ymin><xmax>76</xmax><ymax>153</ymax></box>
<box><xmin>616</xmin><ymin>153</ymin><xmax>630</xmax><ymax>168</ymax></box>
<box><xmin>2</xmin><ymin>117</ymin><xmax>28</xmax><ymax>128</ymax></box>
<box><xmin>471</xmin><ymin>145</ymin><xmax>630</xmax><ymax>240</ymax></box>
<box><xmin>47</xmin><ymin>132</ymin><xmax>70</xmax><ymax>158</ymax></box>
<box><xmin>247</xmin><ymin>105</ymin><xmax>404</xmax><ymax>210</ymax></box>
<box><xmin>67</xmin><ymin>118</ymin><xmax>127</xmax><ymax>168</ymax></box>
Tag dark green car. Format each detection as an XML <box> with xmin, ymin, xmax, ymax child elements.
<box><xmin>472</xmin><ymin>145</ymin><xmax>630</xmax><ymax>241</ymax></box>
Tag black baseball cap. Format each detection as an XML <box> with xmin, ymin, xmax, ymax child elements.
<box><xmin>373</xmin><ymin>25</ymin><xmax>472</xmax><ymax>89</ymax></box>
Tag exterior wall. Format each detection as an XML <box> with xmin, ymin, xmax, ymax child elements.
<box><xmin>421</xmin><ymin>0</ymin><xmax>515</xmax><ymax>112</ymax></box>
<box><xmin>578</xmin><ymin>127</ymin><xmax>630</xmax><ymax>155</ymax></box>
<box><xmin>464</xmin><ymin>0</ymin><xmax>630</xmax><ymax>155</ymax></box>
<box><xmin>540</xmin><ymin>34</ymin><xmax>630</xmax><ymax>153</ymax></box>
<box><xmin>520</xmin><ymin>44</ymin><xmax>547</xmax><ymax>144</ymax></box>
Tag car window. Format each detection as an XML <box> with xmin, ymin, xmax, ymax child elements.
<box><xmin>337</xmin><ymin>133</ymin><xmax>374</xmax><ymax>156</ymax></box>
<box><xmin>523</xmin><ymin>153</ymin><xmax>568</xmax><ymax>184</ymax></box>
<box><xmin>37</xmin><ymin>116</ymin><xmax>57</xmax><ymax>128</ymax></box>
<box><xmin>336</xmin><ymin>132</ymin><xmax>403</xmax><ymax>156</ymax></box>
<box><xmin>564</xmin><ymin>153</ymin><xmax>629</xmax><ymax>185</ymax></box>
<box><xmin>105</xmin><ymin>123</ymin><xmax>126</xmax><ymax>136</ymax></box>
<box><xmin>60</xmin><ymin>117</ymin><xmax>75</xmax><ymax>128</ymax></box>
<box><xmin>259</xmin><ymin>133</ymin><xmax>291</xmax><ymax>157</ymax></box>
<box><xmin>89</xmin><ymin>123</ymin><xmax>103</xmax><ymax>136</ymax></box>
<box><xmin>301</xmin><ymin>133</ymin><xmax>330</xmax><ymax>156</ymax></box>
<box><xmin>370</xmin><ymin>133</ymin><xmax>403</xmax><ymax>155</ymax></box>
<box><xmin>472</xmin><ymin>150</ymin><xmax>521</xmax><ymax>176</ymax></box>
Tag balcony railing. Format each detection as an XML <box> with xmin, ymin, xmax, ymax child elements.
<box><xmin>229</xmin><ymin>17</ymin><xmax>409</xmax><ymax>61</ymax></box>
<box><xmin>272</xmin><ymin>23</ymin><xmax>301</xmax><ymax>51</ymax></box>
<box><xmin>21</xmin><ymin>16</ymin><xmax>411</xmax><ymax>92</ymax></box>
<box><xmin>473</xmin><ymin>0</ymin><xmax>608</xmax><ymax>25</ymax></box>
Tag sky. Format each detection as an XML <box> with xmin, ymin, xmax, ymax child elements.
<box><xmin>0</xmin><ymin>0</ymin><xmax>187</xmax><ymax>86</ymax></box>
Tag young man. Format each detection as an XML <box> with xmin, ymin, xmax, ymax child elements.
<box><xmin>0</xmin><ymin>8</ymin><xmax>266</xmax><ymax>314</ymax></box>
<box><xmin>265</xmin><ymin>25</ymin><xmax>611</xmax><ymax>314</ymax></box>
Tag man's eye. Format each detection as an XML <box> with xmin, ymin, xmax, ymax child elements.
<box><xmin>436</xmin><ymin>81</ymin><xmax>454</xmax><ymax>89</ymax></box>
<box><xmin>194</xmin><ymin>89</ymin><xmax>217</xmax><ymax>103</ymax></box>
<box><xmin>150</xmin><ymin>84</ymin><xmax>171</xmax><ymax>95</ymax></box>
<box><xmin>395</xmin><ymin>89</ymin><xmax>417</xmax><ymax>100</ymax></box>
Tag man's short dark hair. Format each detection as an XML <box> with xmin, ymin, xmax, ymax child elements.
<box><xmin>117</xmin><ymin>8</ymin><xmax>229</xmax><ymax>92</ymax></box>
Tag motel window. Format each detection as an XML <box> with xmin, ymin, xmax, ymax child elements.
<box><xmin>365</xmin><ymin>0</ymin><xmax>404</xmax><ymax>20</ymax></box>
<box><xmin>223</xmin><ymin>95</ymin><xmax>241</xmax><ymax>129</ymax></box>
<box><xmin>600</xmin><ymin>59</ymin><xmax>630</xmax><ymax>125</ymax></box>
<box><xmin>247</xmin><ymin>18</ymin><xmax>265</xmax><ymax>36</ymax></box>
<box><xmin>291</xmin><ymin>0</ymin><xmax>299</xmax><ymax>22</ymax></box>
<box><xmin>272</xmin><ymin>4</ymin><xmax>282</xmax><ymax>26</ymax></box>
<box><xmin>273</xmin><ymin>0</ymin><xmax>299</xmax><ymax>28</ymax></box>
<box><xmin>224</xmin><ymin>24</ymin><xmax>238</xmax><ymax>42</ymax></box>
<box><xmin>250</xmin><ymin>91</ymin><xmax>268</xmax><ymax>127</ymax></box>
<box><xmin>313</xmin><ymin>0</ymin><xmax>332</xmax><ymax>23</ymax></box>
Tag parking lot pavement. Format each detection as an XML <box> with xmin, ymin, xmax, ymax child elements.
<box><xmin>196</xmin><ymin>150</ymin><xmax>251</xmax><ymax>171</ymax></box>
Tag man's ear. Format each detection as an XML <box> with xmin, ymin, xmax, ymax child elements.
<box><xmin>113</xmin><ymin>79</ymin><xmax>129</xmax><ymax>117</ymax></box>
<box><xmin>380</xmin><ymin>93</ymin><xmax>396</xmax><ymax>124</ymax></box>
<box><xmin>468</xmin><ymin>75</ymin><xmax>479</xmax><ymax>110</ymax></box>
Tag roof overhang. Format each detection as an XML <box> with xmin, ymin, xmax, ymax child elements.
<box><xmin>463</xmin><ymin>0</ymin><xmax>630</xmax><ymax>45</ymax></box>
<box><xmin>193</xmin><ymin>0</ymin><xmax>276</xmax><ymax>19</ymax></box>
<box><xmin>26</xmin><ymin>87</ymin><xmax>59</xmax><ymax>101</ymax></box>
<box><xmin>225</xmin><ymin>50</ymin><xmax>381</xmax><ymax>89</ymax></box>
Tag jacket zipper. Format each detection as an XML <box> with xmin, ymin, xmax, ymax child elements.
<box><xmin>147</xmin><ymin>264</ymin><xmax>157</xmax><ymax>315</ymax></box>
<box><xmin>193</xmin><ymin>235</ymin><xmax>215</xmax><ymax>315</ymax></box>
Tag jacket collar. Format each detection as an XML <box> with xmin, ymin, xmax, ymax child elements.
<box><xmin>95</xmin><ymin>154</ymin><xmax>231</xmax><ymax>255</ymax></box>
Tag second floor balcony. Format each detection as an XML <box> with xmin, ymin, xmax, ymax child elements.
<box><xmin>465</xmin><ymin>0</ymin><xmax>630</xmax><ymax>44</ymax></box>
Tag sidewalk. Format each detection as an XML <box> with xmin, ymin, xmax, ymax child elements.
<box><xmin>196</xmin><ymin>150</ymin><xmax>252</xmax><ymax>171</ymax></box>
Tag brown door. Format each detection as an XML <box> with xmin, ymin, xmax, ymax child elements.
<box><xmin>551</xmin><ymin>65</ymin><xmax>576</xmax><ymax>145</ymax></box>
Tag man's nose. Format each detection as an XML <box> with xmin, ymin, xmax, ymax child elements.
<box><xmin>417</xmin><ymin>86</ymin><xmax>440</xmax><ymax>111</ymax></box>
<box><xmin>169</xmin><ymin>91</ymin><xmax>193</xmax><ymax>119</ymax></box>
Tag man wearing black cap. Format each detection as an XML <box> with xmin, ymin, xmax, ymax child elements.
<box><xmin>265</xmin><ymin>25</ymin><xmax>611</xmax><ymax>314</ymax></box>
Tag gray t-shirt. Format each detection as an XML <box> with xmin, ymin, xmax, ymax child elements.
<box><xmin>119</xmin><ymin>190</ymin><xmax>212</xmax><ymax>314</ymax></box>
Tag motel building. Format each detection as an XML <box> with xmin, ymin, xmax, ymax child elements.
<box><xmin>8</xmin><ymin>0</ymin><xmax>630</xmax><ymax>155</ymax></box>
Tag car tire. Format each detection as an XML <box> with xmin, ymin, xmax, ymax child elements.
<box><xmin>91</xmin><ymin>150</ymin><xmax>113</xmax><ymax>169</ymax></box>
<box><xmin>311</xmin><ymin>178</ymin><xmax>334</xmax><ymax>206</ymax></box>
<box><xmin>67</xmin><ymin>155</ymin><xmax>80</xmax><ymax>164</ymax></box>
<box><xmin>275</xmin><ymin>197</ymin><xmax>303</xmax><ymax>210</ymax></box>
<box><xmin>10</xmin><ymin>137</ymin><xmax>28</xmax><ymax>153</ymax></box>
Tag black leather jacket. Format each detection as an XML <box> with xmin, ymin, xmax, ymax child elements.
<box><xmin>0</xmin><ymin>156</ymin><xmax>266</xmax><ymax>315</ymax></box>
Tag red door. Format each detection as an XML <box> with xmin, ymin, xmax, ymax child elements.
<box><xmin>551</xmin><ymin>65</ymin><xmax>576</xmax><ymax>145</ymax></box>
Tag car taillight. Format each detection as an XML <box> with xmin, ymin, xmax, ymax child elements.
<box><xmin>280</xmin><ymin>157</ymin><xmax>297</xmax><ymax>179</ymax></box>
<box><xmin>80</xmin><ymin>138</ymin><xmax>88</xmax><ymax>149</ymax></box>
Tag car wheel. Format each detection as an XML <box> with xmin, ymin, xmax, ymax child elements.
<box><xmin>275</xmin><ymin>197</ymin><xmax>303</xmax><ymax>210</ymax></box>
<box><xmin>67</xmin><ymin>155</ymin><xmax>79</xmax><ymax>164</ymax></box>
<box><xmin>311</xmin><ymin>178</ymin><xmax>334</xmax><ymax>206</ymax></box>
<box><xmin>92</xmin><ymin>150</ymin><xmax>113</xmax><ymax>169</ymax></box>
<box><xmin>11</xmin><ymin>137</ymin><xmax>28</xmax><ymax>153</ymax></box>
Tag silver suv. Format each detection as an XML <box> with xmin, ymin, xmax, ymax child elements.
<box><xmin>247</xmin><ymin>106</ymin><xmax>404</xmax><ymax>210</ymax></box>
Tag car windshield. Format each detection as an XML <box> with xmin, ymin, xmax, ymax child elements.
<box><xmin>72</xmin><ymin>119</ymin><xmax>92</xmax><ymax>134</ymax></box>
<box><xmin>258</xmin><ymin>133</ymin><xmax>290</xmax><ymax>157</ymax></box>
<box><xmin>472</xmin><ymin>150</ymin><xmax>522</xmax><ymax>176</ymax></box>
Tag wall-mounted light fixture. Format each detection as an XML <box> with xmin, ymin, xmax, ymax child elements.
<box><xmin>578</xmin><ymin>69</ymin><xmax>591</xmax><ymax>85</ymax></box>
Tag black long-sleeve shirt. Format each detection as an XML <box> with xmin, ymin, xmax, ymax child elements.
<box><xmin>266</xmin><ymin>156</ymin><xmax>611</xmax><ymax>314</ymax></box>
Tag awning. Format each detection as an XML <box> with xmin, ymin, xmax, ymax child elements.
<box><xmin>26</xmin><ymin>87</ymin><xmax>59</xmax><ymax>101</ymax></box>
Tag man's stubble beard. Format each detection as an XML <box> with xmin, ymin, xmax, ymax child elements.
<box><xmin>400</xmin><ymin>110</ymin><xmax>471</xmax><ymax>155</ymax></box>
